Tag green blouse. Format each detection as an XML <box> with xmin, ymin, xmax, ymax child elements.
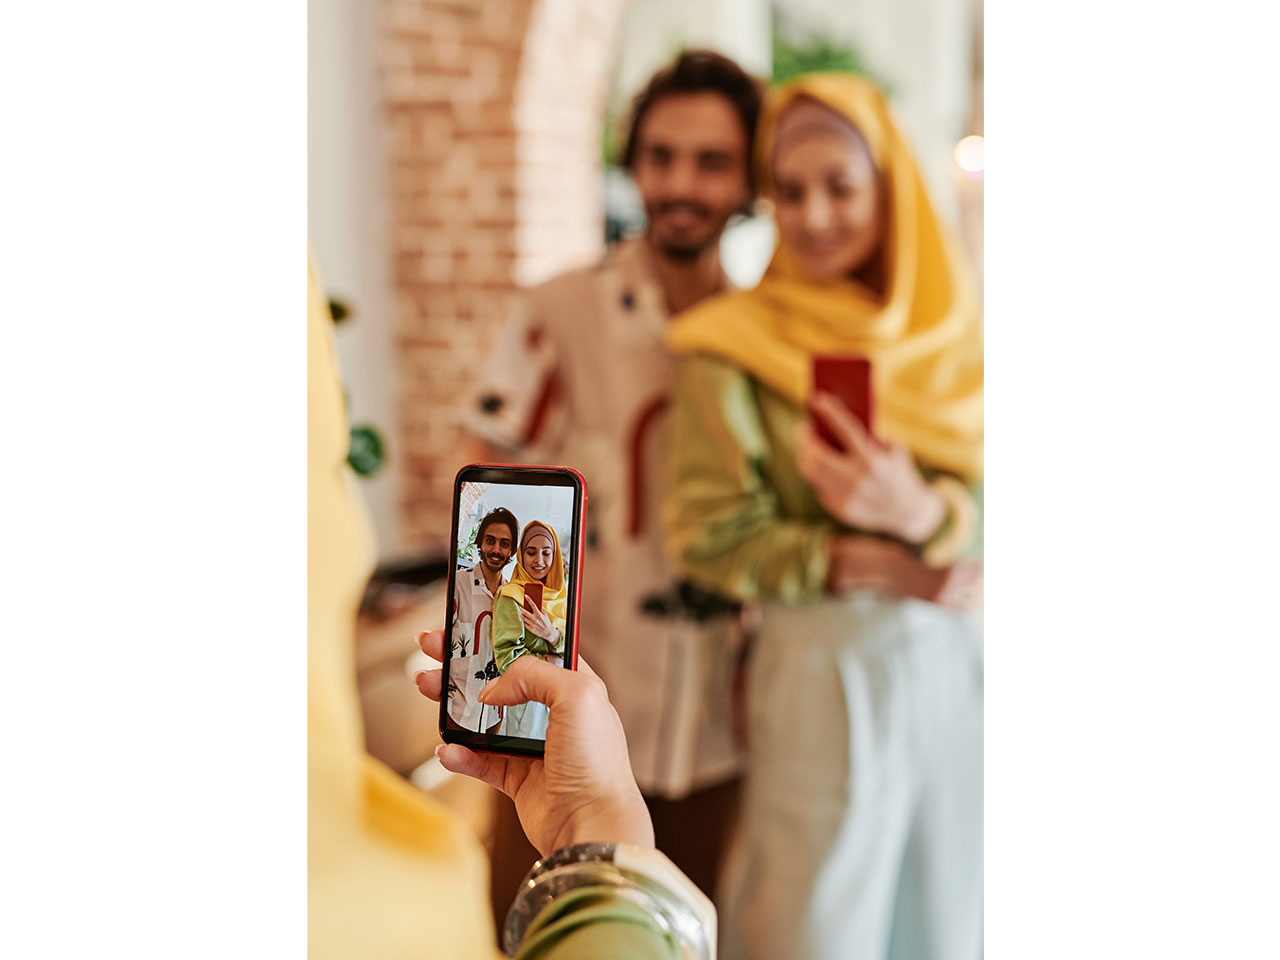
<box><xmin>666</xmin><ymin>354</ymin><xmax>982</xmax><ymax>605</ymax></box>
<box><xmin>493</xmin><ymin>594</ymin><xmax>565</xmax><ymax>672</ymax></box>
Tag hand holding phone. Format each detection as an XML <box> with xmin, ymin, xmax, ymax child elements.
<box><xmin>414</xmin><ymin>629</ymin><xmax>653</xmax><ymax>857</ymax></box>
<box><xmin>520</xmin><ymin>598</ymin><xmax>561</xmax><ymax>648</ymax></box>
<box><xmin>799</xmin><ymin>393</ymin><xmax>946</xmax><ymax>543</ymax></box>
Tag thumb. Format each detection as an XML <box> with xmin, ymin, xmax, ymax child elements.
<box><xmin>478</xmin><ymin>655</ymin><xmax>573</xmax><ymax>708</ymax></box>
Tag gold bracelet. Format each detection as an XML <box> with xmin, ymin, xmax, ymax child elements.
<box><xmin>921</xmin><ymin>476</ymin><xmax>976</xmax><ymax>568</ymax></box>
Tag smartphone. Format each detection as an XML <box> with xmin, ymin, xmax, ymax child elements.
<box><xmin>812</xmin><ymin>354</ymin><xmax>874</xmax><ymax>450</ymax></box>
<box><xmin>440</xmin><ymin>463</ymin><xmax>586</xmax><ymax>757</ymax></box>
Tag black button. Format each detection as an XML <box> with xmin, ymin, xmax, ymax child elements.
<box><xmin>479</xmin><ymin>394</ymin><xmax>504</xmax><ymax>414</ymax></box>
<box><xmin>620</xmin><ymin>290</ymin><xmax>635</xmax><ymax>311</ymax></box>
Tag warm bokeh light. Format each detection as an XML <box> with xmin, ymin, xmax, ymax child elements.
<box><xmin>954</xmin><ymin>134</ymin><xmax>984</xmax><ymax>180</ymax></box>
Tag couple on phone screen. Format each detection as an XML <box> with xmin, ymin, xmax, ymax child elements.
<box><xmin>451</xmin><ymin>510</ymin><xmax>568</xmax><ymax>740</ymax></box>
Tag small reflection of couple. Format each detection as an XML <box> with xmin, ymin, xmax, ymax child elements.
<box><xmin>449</xmin><ymin>511</ymin><xmax>567</xmax><ymax>740</ymax></box>
<box><xmin>492</xmin><ymin>520</ymin><xmax>568</xmax><ymax>739</ymax></box>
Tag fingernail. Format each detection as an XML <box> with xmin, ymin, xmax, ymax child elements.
<box><xmin>477</xmin><ymin>682</ymin><xmax>493</xmax><ymax>703</ymax></box>
<box><xmin>434</xmin><ymin>744</ymin><xmax>445</xmax><ymax>759</ymax></box>
<box><xmin>413</xmin><ymin>670</ymin><xmax>428</xmax><ymax>686</ymax></box>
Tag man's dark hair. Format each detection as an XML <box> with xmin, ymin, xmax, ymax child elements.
<box><xmin>477</xmin><ymin>507</ymin><xmax>519</xmax><ymax>549</ymax></box>
<box><xmin>621</xmin><ymin>49</ymin><xmax>763</xmax><ymax>198</ymax></box>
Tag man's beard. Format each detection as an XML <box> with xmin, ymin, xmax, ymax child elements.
<box><xmin>482</xmin><ymin>552</ymin><xmax>509</xmax><ymax>571</ymax></box>
<box><xmin>647</xmin><ymin>200</ymin><xmax>725</xmax><ymax>262</ymax></box>
<box><xmin>653</xmin><ymin>236</ymin><xmax>716</xmax><ymax>262</ymax></box>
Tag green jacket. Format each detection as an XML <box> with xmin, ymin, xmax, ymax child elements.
<box><xmin>666</xmin><ymin>354</ymin><xmax>982</xmax><ymax>604</ymax></box>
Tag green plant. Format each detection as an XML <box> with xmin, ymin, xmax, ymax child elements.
<box><xmin>457</xmin><ymin>523</ymin><xmax>479</xmax><ymax>567</ymax></box>
<box><xmin>346</xmin><ymin>425</ymin><xmax>385</xmax><ymax>478</ymax></box>
<box><xmin>771</xmin><ymin>19</ymin><xmax>890</xmax><ymax>94</ymax></box>
<box><xmin>325</xmin><ymin>295</ymin><xmax>387</xmax><ymax>479</ymax></box>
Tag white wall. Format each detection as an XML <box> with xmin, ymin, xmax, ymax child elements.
<box><xmin>609</xmin><ymin>0</ymin><xmax>772</xmax><ymax>115</ymax></box>
<box><xmin>308</xmin><ymin>0</ymin><xmax>406</xmax><ymax>560</ymax></box>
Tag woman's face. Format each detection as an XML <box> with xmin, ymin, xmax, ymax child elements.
<box><xmin>523</xmin><ymin>535</ymin><xmax>555</xmax><ymax>581</ymax></box>
<box><xmin>772</xmin><ymin>126</ymin><xmax>883</xmax><ymax>283</ymax></box>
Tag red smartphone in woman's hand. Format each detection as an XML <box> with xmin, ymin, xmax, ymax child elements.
<box><xmin>812</xmin><ymin>354</ymin><xmax>874</xmax><ymax>451</ymax></box>
<box><xmin>523</xmin><ymin>582</ymin><xmax>543</xmax><ymax>611</ymax></box>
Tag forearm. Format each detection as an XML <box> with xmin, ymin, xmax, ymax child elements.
<box><xmin>916</xmin><ymin>473</ymin><xmax>983</xmax><ymax>565</ymax></box>
<box><xmin>509</xmin><ymin>844</ymin><xmax>712</xmax><ymax>960</ymax></box>
<box><xmin>493</xmin><ymin>599</ymin><xmax>525</xmax><ymax>672</ymax></box>
<box><xmin>667</xmin><ymin>355</ymin><xmax>836</xmax><ymax>604</ymax></box>
<box><xmin>674</xmin><ymin>509</ymin><xmax>834</xmax><ymax>603</ymax></box>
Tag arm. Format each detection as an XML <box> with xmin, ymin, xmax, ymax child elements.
<box><xmin>492</xmin><ymin>596</ymin><xmax>528</xmax><ymax>673</ymax></box>
<box><xmin>415</xmin><ymin>631</ymin><xmax>712</xmax><ymax>958</ymax></box>
<box><xmin>665</xmin><ymin>355</ymin><xmax>835</xmax><ymax>603</ymax></box>
<box><xmin>462</xmin><ymin>294</ymin><xmax>566</xmax><ymax>460</ymax></box>
<box><xmin>668</xmin><ymin>355</ymin><xmax>975</xmax><ymax>608</ymax></box>
<box><xmin>916</xmin><ymin>470</ymin><xmax>983</xmax><ymax>565</ymax></box>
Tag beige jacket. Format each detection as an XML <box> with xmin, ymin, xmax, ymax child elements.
<box><xmin>465</xmin><ymin>236</ymin><xmax>742</xmax><ymax>798</ymax></box>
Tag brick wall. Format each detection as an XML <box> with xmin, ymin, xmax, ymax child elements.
<box><xmin>384</xmin><ymin>0</ymin><xmax>625</xmax><ymax>550</ymax></box>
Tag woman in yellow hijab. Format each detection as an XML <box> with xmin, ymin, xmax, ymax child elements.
<box><xmin>493</xmin><ymin>520</ymin><xmax>569</xmax><ymax>739</ymax></box>
<box><xmin>665</xmin><ymin>73</ymin><xmax>983</xmax><ymax>959</ymax></box>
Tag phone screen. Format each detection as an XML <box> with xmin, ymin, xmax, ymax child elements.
<box><xmin>440</xmin><ymin>464</ymin><xmax>585</xmax><ymax>756</ymax></box>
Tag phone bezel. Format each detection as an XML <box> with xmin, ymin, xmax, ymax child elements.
<box><xmin>438</xmin><ymin>463</ymin><xmax>586</xmax><ymax>757</ymax></box>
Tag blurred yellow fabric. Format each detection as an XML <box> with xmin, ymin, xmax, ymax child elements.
<box><xmin>667</xmin><ymin>73</ymin><xmax>984</xmax><ymax>479</ymax></box>
<box><xmin>308</xmin><ymin>252</ymin><xmax>497</xmax><ymax>959</ymax></box>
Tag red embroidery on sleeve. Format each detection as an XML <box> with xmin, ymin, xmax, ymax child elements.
<box><xmin>524</xmin><ymin>372</ymin><xmax>563</xmax><ymax>446</ymax></box>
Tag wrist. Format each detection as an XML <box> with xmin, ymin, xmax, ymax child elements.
<box><xmin>896</xmin><ymin>485</ymin><xmax>947</xmax><ymax>544</ymax></box>
<box><xmin>557</xmin><ymin>792</ymin><xmax>654</xmax><ymax>852</ymax></box>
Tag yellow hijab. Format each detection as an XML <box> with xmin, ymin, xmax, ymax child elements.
<box><xmin>308</xmin><ymin>253</ymin><xmax>496</xmax><ymax>957</ymax></box>
<box><xmin>497</xmin><ymin>520</ymin><xmax>569</xmax><ymax>631</ymax></box>
<box><xmin>667</xmin><ymin>73</ymin><xmax>984</xmax><ymax>479</ymax></box>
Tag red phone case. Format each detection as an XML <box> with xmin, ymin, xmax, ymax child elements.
<box><xmin>523</xmin><ymin>581</ymin><xmax>543</xmax><ymax>611</ymax></box>
<box><xmin>812</xmin><ymin>354</ymin><xmax>874</xmax><ymax>450</ymax></box>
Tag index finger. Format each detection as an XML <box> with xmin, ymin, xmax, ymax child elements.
<box><xmin>811</xmin><ymin>392</ymin><xmax>873</xmax><ymax>460</ymax></box>
<box><xmin>416</xmin><ymin>628</ymin><xmax>445</xmax><ymax>660</ymax></box>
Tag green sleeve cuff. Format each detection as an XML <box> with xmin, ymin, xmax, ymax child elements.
<box><xmin>514</xmin><ymin>886</ymin><xmax>682</xmax><ymax>960</ymax></box>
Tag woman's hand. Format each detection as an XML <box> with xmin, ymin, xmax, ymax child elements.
<box><xmin>798</xmin><ymin>392</ymin><xmax>945</xmax><ymax>544</ymax></box>
<box><xmin>826</xmin><ymin>535</ymin><xmax>982</xmax><ymax>610</ymax></box>
<box><xmin>414</xmin><ymin>630</ymin><xmax>653</xmax><ymax>858</ymax></box>
<box><xmin>520</xmin><ymin>597</ymin><xmax>561</xmax><ymax>647</ymax></box>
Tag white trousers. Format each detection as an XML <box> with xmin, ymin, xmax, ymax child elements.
<box><xmin>720</xmin><ymin>592</ymin><xmax>983</xmax><ymax>960</ymax></box>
